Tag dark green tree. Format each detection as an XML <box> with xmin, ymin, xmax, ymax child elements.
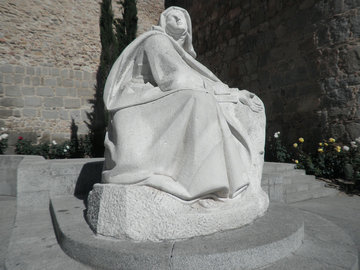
<box><xmin>87</xmin><ymin>0</ymin><xmax>137</xmax><ymax>157</ymax></box>
<box><xmin>115</xmin><ymin>0</ymin><xmax>138</xmax><ymax>52</ymax></box>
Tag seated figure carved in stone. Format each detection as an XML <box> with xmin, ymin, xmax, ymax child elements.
<box><xmin>88</xmin><ymin>6</ymin><xmax>269</xmax><ymax>241</ymax></box>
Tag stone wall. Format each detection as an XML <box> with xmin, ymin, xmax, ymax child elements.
<box><xmin>137</xmin><ymin>0</ymin><xmax>165</xmax><ymax>33</ymax></box>
<box><xmin>170</xmin><ymin>0</ymin><xmax>360</xmax><ymax>144</ymax></box>
<box><xmin>0</xmin><ymin>0</ymin><xmax>164</xmax><ymax>149</ymax></box>
<box><xmin>0</xmin><ymin>64</ymin><xmax>95</xmax><ymax>145</ymax></box>
<box><xmin>0</xmin><ymin>0</ymin><xmax>164</xmax><ymax>70</ymax></box>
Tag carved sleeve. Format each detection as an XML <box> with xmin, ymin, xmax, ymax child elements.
<box><xmin>143</xmin><ymin>34</ymin><xmax>205</xmax><ymax>92</ymax></box>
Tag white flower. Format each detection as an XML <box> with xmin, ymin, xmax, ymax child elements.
<box><xmin>274</xmin><ymin>131</ymin><xmax>280</xmax><ymax>138</ymax></box>
<box><xmin>52</xmin><ymin>140</ymin><xmax>57</xmax><ymax>145</ymax></box>
<box><xmin>350</xmin><ymin>141</ymin><xmax>357</xmax><ymax>147</ymax></box>
<box><xmin>0</xmin><ymin>133</ymin><xmax>8</xmax><ymax>139</ymax></box>
<box><xmin>63</xmin><ymin>149</ymin><xmax>68</xmax><ymax>153</ymax></box>
<box><xmin>355</xmin><ymin>137</ymin><xmax>360</xmax><ymax>144</ymax></box>
<box><xmin>66</xmin><ymin>145</ymin><xmax>70</xmax><ymax>149</ymax></box>
<box><xmin>343</xmin><ymin>146</ymin><xmax>350</xmax><ymax>151</ymax></box>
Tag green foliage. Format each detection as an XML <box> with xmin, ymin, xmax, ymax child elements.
<box><xmin>0</xmin><ymin>128</ymin><xmax>9</xmax><ymax>154</ymax></box>
<box><xmin>265</xmin><ymin>132</ymin><xmax>291</xmax><ymax>163</ymax></box>
<box><xmin>267</xmin><ymin>133</ymin><xmax>360</xmax><ymax>187</ymax></box>
<box><xmin>86</xmin><ymin>0</ymin><xmax>138</xmax><ymax>157</ymax></box>
<box><xmin>14</xmin><ymin>136</ymin><xmax>93</xmax><ymax>159</ymax></box>
<box><xmin>115</xmin><ymin>0</ymin><xmax>138</xmax><ymax>52</ymax></box>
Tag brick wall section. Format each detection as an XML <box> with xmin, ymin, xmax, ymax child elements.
<box><xmin>0</xmin><ymin>0</ymin><xmax>164</xmax><ymax>71</ymax></box>
<box><xmin>0</xmin><ymin>63</ymin><xmax>96</xmax><ymax>145</ymax></box>
<box><xmin>0</xmin><ymin>0</ymin><xmax>164</xmax><ymax>149</ymax></box>
<box><xmin>137</xmin><ymin>0</ymin><xmax>165</xmax><ymax>34</ymax></box>
<box><xmin>171</xmin><ymin>0</ymin><xmax>360</xmax><ymax>144</ymax></box>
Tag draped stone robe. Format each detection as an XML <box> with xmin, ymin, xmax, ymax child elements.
<box><xmin>102</xmin><ymin>28</ymin><xmax>262</xmax><ymax>201</ymax></box>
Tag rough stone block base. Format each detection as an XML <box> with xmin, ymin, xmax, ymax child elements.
<box><xmin>87</xmin><ymin>183</ymin><xmax>269</xmax><ymax>242</ymax></box>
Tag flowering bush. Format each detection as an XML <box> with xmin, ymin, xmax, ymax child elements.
<box><xmin>266</xmin><ymin>132</ymin><xmax>360</xmax><ymax>186</ymax></box>
<box><xmin>265</xmin><ymin>131</ymin><xmax>291</xmax><ymax>162</ymax></box>
<box><xmin>15</xmin><ymin>136</ymin><xmax>93</xmax><ymax>159</ymax></box>
<box><xmin>0</xmin><ymin>128</ymin><xmax>9</xmax><ymax>154</ymax></box>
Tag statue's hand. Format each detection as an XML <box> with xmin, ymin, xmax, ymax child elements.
<box><xmin>238</xmin><ymin>90</ymin><xmax>264</xmax><ymax>113</ymax></box>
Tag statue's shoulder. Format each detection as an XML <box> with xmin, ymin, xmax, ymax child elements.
<box><xmin>143</xmin><ymin>31</ymin><xmax>173</xmax><ymax>49</ymax></box>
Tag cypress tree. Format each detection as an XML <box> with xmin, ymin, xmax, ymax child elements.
<box><xmin>87</xmin><ymin>0</ymin><xmax>117</xmax><ymax>157</ymax></box>
<box><xmin>87</xmin><ymin>0</ymin><xmax>138</xmax><ymax>157</ymax></box>
<box><xmin>115</xmin><ymin>0</ymin><xmax>138</xmax><ymax>53</ymax></box>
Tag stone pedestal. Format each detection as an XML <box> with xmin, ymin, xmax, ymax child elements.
<box><xmin>87</xmin><ymin>183</ymin><xmax>269</xmax><ymax>242</ymax></box>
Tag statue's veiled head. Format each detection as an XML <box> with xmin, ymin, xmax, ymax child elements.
<box><xmin>159</xmin><ymin>6</ymin><xmax>196</xmax><ymax>58</ymax></box>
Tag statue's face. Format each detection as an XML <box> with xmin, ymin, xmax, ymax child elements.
<box><xmin>165</xmin><ymin>10</ymin><xmax>188</xmax><ymax>35</ymax></box>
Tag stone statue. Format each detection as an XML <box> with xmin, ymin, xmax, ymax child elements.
<box><xmin>87</xmin><ymin>6</ymin><xmax>269</xmax><ymax>242</ymax></box>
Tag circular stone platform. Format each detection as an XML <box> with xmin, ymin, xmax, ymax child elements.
<box><xmin>51</xmin><ymin>197</ymin><xmax>304</xmax><ymax>270</ymax></box>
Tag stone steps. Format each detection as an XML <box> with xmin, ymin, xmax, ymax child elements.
<box><xmin>285</xmin><ymin>186</ymin><xmax>339</xmax><ymax>204</ymax></box>
<box><xmin>261</xmin><ymin>163</ymin><xmax>338</xmax><ymax>203</ymax></box>
<box><xmin>263</xmin><ymin>162</ymin><xmax>298</xmax><ymax>173</ymax></box>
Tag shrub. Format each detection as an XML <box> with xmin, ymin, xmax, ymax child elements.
<box><xmin>267</xmin><ymin>133</ymin><xmax>360</xmax><ymax>185</ymax></box>
<box><xmin>0</xmin><ymin>128</ymin><xmax>9</xmax><ymax>154</ymax></box>
<box><xmin>14</xmin><ymin>136</ymin><xmax>93</xmax><ymax>159</ymax></box>
<box><xmin>265</xmin><ymin>131</ymin><xmax>291</xmax><ymax>163</ymax></box>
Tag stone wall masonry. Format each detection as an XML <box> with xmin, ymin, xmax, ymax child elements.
<box><xmin>0</xmin><ymin>63</ymin><xmax>96</xmax><ymax>146</ymax></box>
<box><xmin>172</xmin><ymin>0</ymin><xmax>360</xmax><ymax>144</ymax></box>
<box><xmin>137</xmin><ymin>0</ymin><xmax>165</xmax><ymax>33</ymax></box>
<box><xmin>0</xmin><ymin>0</ymin><xmax>164</xmax><ymax>148</ymax></box>
<box><xmin>0</xmin><ymin>0</ymin><xmax>164</xmax><ymax>71</ymax></box>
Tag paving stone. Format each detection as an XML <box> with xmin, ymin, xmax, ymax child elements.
<box><xmin>60</xmin><ymin>69</ymin><xmax>68</xmax><ymax>78</ymax></box>
<box><xmin>32</xmin><ymin>76</ymin><xmax>40</xmax><ymax>86</ymax></box>
<box><xmin>23</xmin><ymin>76</ymin><xmax>31</xmax><ymax>85</ymax></box>
<box><xmin>65</xmin><ymin>98</ymin><xmax>80</xmax><ymax>109</ymax></box>
<box><xmin>41</xmin><ymin>67</ymin><xmax>50</xmax><ymax>76</ymax></box>
<box><xmin>77</xmin><ymin>89</ymin><xmax>92</xmax><ymax>97</ymax></box>
<box><xmin>44</xmin><ymin>97</ymin><xmax>63</xmax><ymax>107</ymax></box>
<box><xmin>14</xmin><ymin>74</ymin><xmax>24</xmax><ymax>84</ymax></box>
<box><xmin>83</xmin><ymin>71</ymin><xmax>91</xmax><ymax>80</ymax></box>
<box><xmin>68</xmin><ymin>88</ymin><xmax>77</xmax><ymax>97</ymax></box>
<box><xmin>75</xmin><ymin>80</ymin><xmax>81</xmax><ymax>88</ymax></box>
<box><xmin>62</xmin><ymin>79</ymin><xmax>74</xmax><ymax>87</ymax></box>
<box><xmin>15</xmin><ymin>66</ymin><xmax>25</xmax><ymax>74</ymax></box>
<box><xmin>81</xmin><ymin>81</ymin><xmax>90</xmax><ymax>88</ymax></box>
<box><xmin>0</xmin><ymin>64</ymin><xmax>13</xmax><ymax>73</ymax></box>
<box><xmin>5</xmin><ymin>85</ymin><xmax>21</xmax><ymax>97</ymax></box>
<box><xmin>75</xmin><ymin>71</ymin><xmax>82</xmax><ymax>80</ymax></box>
<box><xmin>26</xmin><ymin>67</ymin><xmax>35</xmax><ymax>75</ymax></box>
<box><xmin>37</xmin><ymin>86</ymin><xmax>54</xmax><ymax>96</ymax></box>
<box><xmin>70</xmin><ymin>110</ymin><xmax>81</xmax><ymax>121</ymax></box>
<box><xmin>22</xmin><ymin>86</ymin><xmax>35</xmax><ymax>96</ymax></box>
<box><xmin>42</xmin><ymin>110</ymin><xmax>59</xmax><ymax>119</ymax></box>
<box><xmin>35</xmin><ymin>67</ymin><xmax>41</xmax><ymax>76</ymax></box>
<box><xmin>22</xmin><ymin>108</ymin><xmax>37</xmax><ymax>117</ymax></box>
<box><xmin>0</xmin><ymin>109</ymin><xmax>12</xmax><ymax>118</ymax></box>
<box><xmin>0</xmin><ymin>97</ymin><xmax>24</xmax><ymax>107</ymax></box>
<box><xmin>12</xmin><ymin>110</ymin><xmax>21</xmax><ymax>117</ymax></box>
<box><xmin>51</xmin><ymin>68</ymin><xmax>60</xmax><ymax>76</ymax></box>
<box><xmin>24</xmin><ymin>96</ymin><xmax>42</xmax><ymax>107</ymax></box>
<box><xmin>3</xmin><ymin>74</ymin><xmax>14</xmax><ymax>84</ymax></box>
<box><xmin>55</xmin><ymin>87</ymin><xmax>68</xmax><ymax>96</ymax></box>
<box><xmin>44</xmin><ymin>78</ymin><xmax>57</xmax><ymax>86</ymax></box>
<box><xmin>59</xmin><ymin>109</ymin><xmax>69</xmax><ymax>120</ymax></box>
